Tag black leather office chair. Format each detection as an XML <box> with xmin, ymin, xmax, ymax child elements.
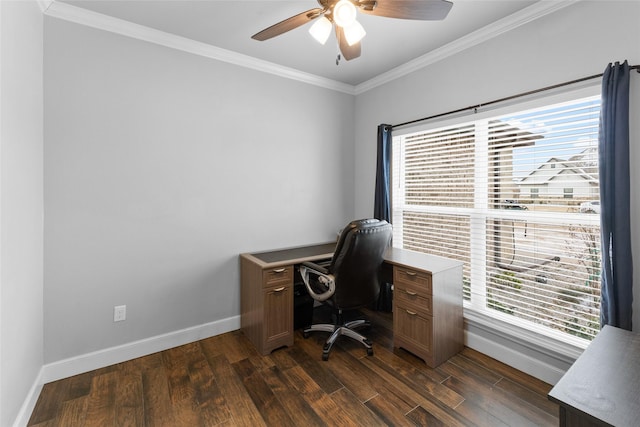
<box><xmin>299</xmin><ymin>219</ymin><xmax>392</xmax><ymax>360</ymax></box>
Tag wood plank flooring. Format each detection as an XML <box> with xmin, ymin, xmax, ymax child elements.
<box><xmin>28</xmin><ymin>309</ymin><xmax>559</xmax><ymax>426</ymax></box>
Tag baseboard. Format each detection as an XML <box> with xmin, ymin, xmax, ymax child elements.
<box><xmin>42</xmin><ymin>315</ymin><xmax>240</xmax><ymax>384</ymax></box>
<box><xmin>464</xmin><ymin>314</ymin><xmax>580</xmax><ymax>385</ymax></box>
<box><xmin>465</xmin><ymin>329</ymin><xmax>566</xmax><ymax>385</ymax></box>
<box><xmin>12</xmin><ymin>368</ymin><xmax>44</xmax><ymax>427</ymax></box>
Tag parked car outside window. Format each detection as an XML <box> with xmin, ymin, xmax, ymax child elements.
<box><xmin>580</xmin><ymin>201</ymin><xmax>600</xmax><ymax>214</ymax></box>
<box><xmin>502</xmin><ymin>199</ymin><xmax>528</xmax><ymax>210</ymax></box>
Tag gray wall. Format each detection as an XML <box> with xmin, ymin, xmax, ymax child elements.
<box><xmin>354</xmin><ymin>1</ymin><xmax>640</xmax><ymax>329</ymax></box>
<box><xmin>0</xmin><ymin>1</ymin><xmax>44</xmax><ymax>426</ymax></box>
<box><xmin>44</xmin><ymin>18</ymin><xmax>355</xmax><ymax>363</ymax></box>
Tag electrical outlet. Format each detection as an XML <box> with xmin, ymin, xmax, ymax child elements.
<box><xmin>114</xmin><ymin>305</ymin><xmax>126</xmax><ymax>322</ymax></box>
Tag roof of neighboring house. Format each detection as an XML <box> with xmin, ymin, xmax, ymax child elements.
<box><xmin>517</xmin><ymin>148</ymin><xmax>598</xmax><ymax>186</ymax></box>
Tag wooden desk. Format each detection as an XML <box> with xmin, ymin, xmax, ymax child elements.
<box><xmin>548</xmin><ymin>325</ymin><xmax>640</xmax><ymax>427</ymax></box>
<box><xmin>240</xmin><ymin>243</ymin><xmax>463</xmax><ymax>367</ymax></box>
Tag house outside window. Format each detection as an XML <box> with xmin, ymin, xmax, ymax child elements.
<box><xmin>392</xmin><ymin>90</ymin><xmax>601</xmax><ymax>346</ymax></box>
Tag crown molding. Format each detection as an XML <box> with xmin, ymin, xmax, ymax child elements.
<box><xmin>354</xmin><ymin>0</ymin><xmax>580</xmax><ymax>95</ymax></box>
<box><xmin>43</xmin><ymin>1</ymin><xmax>356</xmax><ymax>95</ymax></box>
<box><xmin>36</xmin><ymin>0</ymin><xmax>53</xmax><ymax>13</ymax></box>
<box><xmin>43</xmin><ymin>0</ymin><xmax>578</xmax><ymax>97</ymax></box>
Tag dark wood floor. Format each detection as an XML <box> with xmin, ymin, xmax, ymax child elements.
<box><xmin>28</xmin><ymin>309</ymin><xmax>559</xmax><ymax>426</ymax></box>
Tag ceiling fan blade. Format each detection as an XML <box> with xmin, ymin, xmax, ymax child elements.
<box><xmin>252</xmin><ymin>8</ymin><xmax>325</xmax><ymax>41</ymax></box>
<box><xmin>336</xmin><ymin>26</ymin><xmax>361</xmax><ymax>61</ymax></box>
<box><xmin>359</xmin><ymin>0</ymin><xmax>453</xmax><ymax>20</ymax></box>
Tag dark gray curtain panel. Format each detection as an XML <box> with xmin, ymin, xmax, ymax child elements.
<box><xmin>374</xmin><ymin>124</ymin><xmax>392</xmax><ymax>222</ymax></box>
<box><xmin>599</xmin><ymin>60</ymin><xmax>633</xmax><ymax>330</ymax></box>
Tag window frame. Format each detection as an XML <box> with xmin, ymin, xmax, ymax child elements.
<box><xmin>391</xmin><ymin>84</ymin><xmax>602</xmax><ymax>351</ymax></box>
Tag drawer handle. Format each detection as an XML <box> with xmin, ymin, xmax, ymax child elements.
<box><xmin>272</xmin><ymin>268</ymin><xmax>286</xmax><ymax>273</ymax></box>
<box><xmin>273</xmin><ymin>286</ymin><xmax>286</xmax><ymax>292</ymax></box>
<box><xmin>405</xmin><ymin>290</ymin><xmax>418</xmax><ymax>296</ymax></box>
<box><xmin>405</xmin><ymin>309</ymin><xmax>417</xmax><ymax>316</ymax></box>
<box><xmin>405</xmin><ymin>270</ymin><xmax>417</xmax><ymax>276</ymax></box>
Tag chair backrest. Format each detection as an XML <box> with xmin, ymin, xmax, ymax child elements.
<box><xmin>329</xmin><ymin>219</ymin><xmax>392</xmax><ymax>310</ymax></box>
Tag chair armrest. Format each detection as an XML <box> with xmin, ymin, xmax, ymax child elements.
<box><xmin>301</xmin><ymin>261</ymin><xmax>329</xmax><ymax>275</ymax></box>
<box><xmin>299</xmin><ymin>262</ymin><xmax>335</xmax><ymax>302</ymax></box>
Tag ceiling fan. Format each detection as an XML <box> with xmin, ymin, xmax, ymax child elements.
<box><xmin>251</xmin><ymin>0</ymin><xmax>454</xmax><ymax>62</ymax></box>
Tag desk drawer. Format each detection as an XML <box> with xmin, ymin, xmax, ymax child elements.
<box><xmin>263</xmin><ymin>265</ymin><xmax>293</xmax><ymax>286</ymax></box>
<box><xmin>394</xmin><ymin>267</ymin><xmax>431</xmax><ymax>291</ymax></box>
<box><xmin>394</xmin><ymin>302</ymin><xmax>432</xmax><ymax>356</ymax></box>
<box><xmin>394</xmin><ymin>282</ymin><xmax>432</xmax><ymax>315</ymax></box>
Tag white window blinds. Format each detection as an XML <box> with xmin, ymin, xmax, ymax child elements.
<box><xmin>393</xmin><ymin>94</ymin><xmax>601</xmax><ymax>343</ymax></box>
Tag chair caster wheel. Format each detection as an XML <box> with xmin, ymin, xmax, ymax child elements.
<box><xmin>367</xmin><ymin>348</ymin><xmax>374</xmax><ymax>356</ymax></box>
<box><xmin>322</xmin><ymin>353</ymin><xmax>329</xmax><ymax>361</ymax></box>
<box><xmin>303</xmin><ymin>331</ymin><xmax>310</xmax><ymax>339</ymax></box>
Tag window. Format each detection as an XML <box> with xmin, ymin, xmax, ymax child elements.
<box><xmin>392</xmin><ymin>91</ymin><xmax>601</xmax><ymax>345</ymax></box>
<box><xmin>564</xmin><ymin>188</ymin><xmax>574</xmax><ymax>199</ymax></box>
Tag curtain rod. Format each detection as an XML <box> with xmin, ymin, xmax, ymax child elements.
<box><xmin>390</xmin><ymin>64</ymin><xmax>640</xmax><ymax>130</ymax></box>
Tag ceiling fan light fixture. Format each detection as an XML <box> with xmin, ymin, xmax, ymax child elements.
<box><xmin>252</xmin><ymin>0</ymin><xmax>454</xmax><ymax>62</ymax></box>
<box><xmin>308</xmin><ymin>16</ymin><xmax>332</xmax><ymax>44</ymax></box>
<box><xmin>333</xmin><ymin>0</ymin><xmax>357</xmax><ymax>28</ymax></box>
<box><xmin>343</xmin><ymin>20</ymin><xmax>366</xmax><ymax>46</ymax></box>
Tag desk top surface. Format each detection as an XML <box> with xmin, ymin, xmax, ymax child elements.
<box><xmin>247</xmin><ymin>242</ymin><xmax>336</xmax><ymax>265</ymax></box>
<box><xmin>548</xmin><ymin>325</ymin><xmax>640</xmax><ymax>426</ymax></box>
<box><xmin>242</xmin><ymin>243</ymin><xmax>462</xmax><ymax>274</ymax></box>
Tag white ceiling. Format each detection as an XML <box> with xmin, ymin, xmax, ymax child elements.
<box><xmin>53</xmin><ymin>0</ymin><xmax>552</xmax><ymax>88</ymax></box>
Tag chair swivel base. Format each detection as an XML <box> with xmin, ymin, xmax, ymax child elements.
<box><xmin>303</xmin><ymin>320</ymin><xmax>373</xmax><ymax>361</ymax></box>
